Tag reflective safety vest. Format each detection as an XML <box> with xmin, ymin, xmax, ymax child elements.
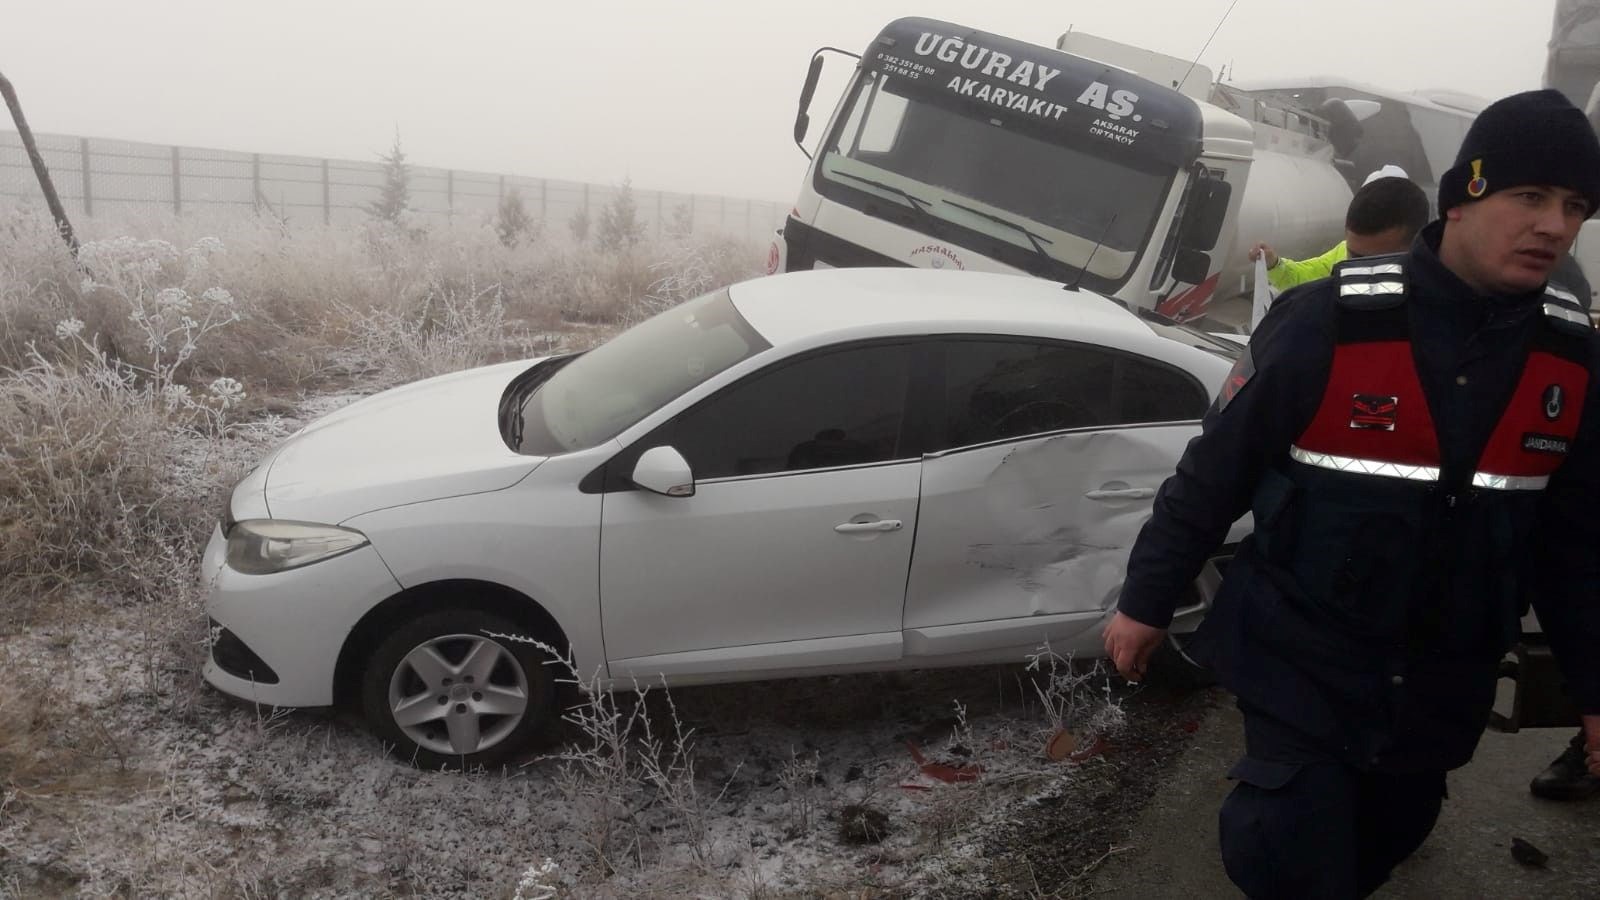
<box><xmin>1250</xmin><ymin>256</ymin><xmax>1594</xmax><ymax>651</ymax></box>
<box><xmin>1289</xmin><ymin>260</ymin><xmax>1592</xmax><ymax>493</ymax></box>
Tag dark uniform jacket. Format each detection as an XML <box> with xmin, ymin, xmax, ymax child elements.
<box><xmin>1119</xmin><ymin>222</ymin><xmax>1600</xmax><ymax>773</ymax></box>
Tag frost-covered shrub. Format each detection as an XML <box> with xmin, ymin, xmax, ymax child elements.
<box><xmin>0</xmin><ymin>235</ymin><xmax>246</xmax><ymax>609</ymax></box>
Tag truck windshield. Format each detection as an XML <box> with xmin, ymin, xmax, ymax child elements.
<box><xmin>817</xmin><ymin>70</ymin><xmax>1176</xmax><ymax>291</ymax></box>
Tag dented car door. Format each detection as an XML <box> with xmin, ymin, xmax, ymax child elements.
<box><xmin>899</xmin><ymin>337</ymin><xmax>1210</xmax><ymax>658</ymax></box>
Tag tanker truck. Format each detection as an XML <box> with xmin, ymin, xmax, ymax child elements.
<box><xmin>1547</xmin><ymin>0</ymin><xmax>1600</xmax><ymax>303</ymax></box>
<box><xmin>1547</xmin><ymin>0</ymin><xmax>1600</xmax><ymax>113</ymax></box>
<box><xmin>771</xmin><ymin>18</ymin><xmax>1482</xmax><ymax>329</ymax></box>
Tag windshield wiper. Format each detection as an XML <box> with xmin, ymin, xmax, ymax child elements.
<box><xmin>832</xmin><ymin>171</ymin><xmax>938</xmax><ymax>220</ymax></box>
<box><xmin>498</xmin><ymin>354</ymin><xmax>580</xmax><ymax>453</ymax></box>
<box><xmin>940</xmin><ymin>198</ymin><xmax>1055</xmax><ymax>261</ymax></box>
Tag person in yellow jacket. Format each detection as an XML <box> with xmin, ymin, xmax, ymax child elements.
<box><xmin>1248</xmin><ymin>165</ymin><xmax>1430</xmax><ymax>291</ymax></box>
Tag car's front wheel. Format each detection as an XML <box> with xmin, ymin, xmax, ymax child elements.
<box><xmin>361</xmin><ymin>610</ymin><xmax>555</xmax><ymax>769</ymax></box>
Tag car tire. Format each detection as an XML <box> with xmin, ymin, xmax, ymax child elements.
<box><xmin>361</xmin><ymin>609</ymin><xmax>555</xmax><ymax>769</ymax></box>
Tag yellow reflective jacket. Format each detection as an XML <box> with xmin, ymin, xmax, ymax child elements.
<box><xmin>1267</xmin><ymin>241</ymin><xmax>1348</xmax><ymax>292</ymax></box>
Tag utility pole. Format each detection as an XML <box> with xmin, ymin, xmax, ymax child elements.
<box><xmin>0</xmin><ymin>69</ymin><xmax>78</xmax><ymax>255</ymax></box>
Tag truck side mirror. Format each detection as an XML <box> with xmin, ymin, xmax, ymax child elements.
<box><xmin>1172</xmin><ymin>249</ymin><xmax>1212</xmax><ymax>286</ymax></box>
<box><xmin>1180</xmin><ymin>179</ymin><xmax>1232</xmax><ymax>252</ymax></box>
<box><xmin>795</xmin><ymin>54</ymin><xmax>827</xmax><ymax>158</ymax></box>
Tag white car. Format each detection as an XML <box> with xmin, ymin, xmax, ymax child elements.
<box><xmin>202</xmin><ymin>268</ymin><xmax>1240</xmax><ymax>767</ymax></box>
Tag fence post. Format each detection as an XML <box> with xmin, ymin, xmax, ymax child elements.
<box><xmin>321</xmin><ymin>159</ymin><xmax>330</xmax><ymax>225</ymax></box>
<box><xmin>79</xmin><ymin>138</ymin><xmax>93</xmax><ymax>217</ymax></box>
<box><xmin>171</xmin><ymin>146</ymin><xmax>182</xmax><ymax>214</ymax></box>
<box><xmin>447</xmin><ymin>170</ymin><xmax>455</xmax><ymax>218</ymax></box>
<box><xmin>655</xmin><ymin>191</ymin><xmax>663</xmax><ymax>240</ymax></box>
<box><xmin>251</xmin><ymin>153</ymin><xmax>262</xmax><ymax>212</ymax></box>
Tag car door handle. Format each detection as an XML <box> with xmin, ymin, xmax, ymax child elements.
<box><xmin>835</xmin><ymin>519</ymin><xmax>903</xmax><ymax>534</ymax></box>
<box><xmin>1084</xmin><ymin>488</ymin><xmax>1156</xmax><ymax>501</ymax></box>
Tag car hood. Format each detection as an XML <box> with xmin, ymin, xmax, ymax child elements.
<box><xmin>261</xmin><ymin>359</ymin><xmax>547</xmax><ymax>524</ymax></box>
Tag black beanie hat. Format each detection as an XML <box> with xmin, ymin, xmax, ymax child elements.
<box><xmin>1438</xmin><ymin>89</ymin><xmax>1600</xmax><ymax>218</ymax></box>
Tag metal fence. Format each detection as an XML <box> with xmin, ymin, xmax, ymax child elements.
<box><xmin>0</xmin><ymin>129</ymin><xmax>788</xmax><ymax>244</ymax></box>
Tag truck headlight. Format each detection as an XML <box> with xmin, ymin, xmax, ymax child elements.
<box><xmin>225</xmin><ymin>520</ymin><xmax>369</xmax><ymax>575</ymax></box>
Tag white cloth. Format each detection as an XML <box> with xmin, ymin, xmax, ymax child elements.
<box><xmin>1251</xmin><ymin>256</ymin><xmax>1273</xmax><ymax>330</ymax></box>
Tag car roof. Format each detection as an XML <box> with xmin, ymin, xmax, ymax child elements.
<box><xmin>727</xmin><ymin>268</ymin><xmax>1153</xmax><ymax>348</ymax></box>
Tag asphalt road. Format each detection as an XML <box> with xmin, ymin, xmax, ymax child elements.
<box><xmin>1090</xmin><ymin>695</ymin><xmax>1599</xmax><ymax>898</ymax></box>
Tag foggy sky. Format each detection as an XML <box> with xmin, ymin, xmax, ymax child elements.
<box><xmin>0</xmin><ymin>0</ymin><xmax>1562</xmax><ymax>203</ymax></box>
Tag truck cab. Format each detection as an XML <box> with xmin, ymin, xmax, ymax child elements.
<box><xmin>777</xmin><ymin>18</ymin><xmax>1248</xmax><ymax>323</ymax></box>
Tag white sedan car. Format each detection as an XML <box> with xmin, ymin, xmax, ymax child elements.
<box><xmin>202</xmin><ymin>268</ymin><xmax>1240</xmax><ymax>767</ymax></box>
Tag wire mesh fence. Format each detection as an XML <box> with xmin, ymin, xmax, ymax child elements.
<box><xmin>0</xmin><ymin>129</ymin><xmax>788</xmax><ymax>244</ymax></box>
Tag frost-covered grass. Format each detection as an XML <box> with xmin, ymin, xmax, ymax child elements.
<box><xmin>0</xmin><ymin>205</ymin><xmax>1161</xmax><ymax>897</ymax></box>
<box><xmin>0</xmin><ymin>205</ymin><xmax>758</xmax><ymax>611</ymax></box>
<box><xmin>0</xmin><ymin>592</ymin><xmax>1142</xmax><ymax>898</ymax></box>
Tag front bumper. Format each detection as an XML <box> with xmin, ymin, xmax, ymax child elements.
<box><xmin>201</xmin><ymin>523</ymin><xmax>402</xmax><ymax>707</ymax></box>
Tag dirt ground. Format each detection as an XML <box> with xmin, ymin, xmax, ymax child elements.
<box><xmin>1088</xmin><ymin>697</ymin><xmax>1600</xmax><ymax>899</ymax></box>
<box><xmin>0</xmin><ymin>594</ymin><xmax>1217</xmax><ymax>899</ymax></box>
<box><xmin>14</xmin><ymin>588</ymin><xmax>1588</xmax><ymax>898</ymax></box>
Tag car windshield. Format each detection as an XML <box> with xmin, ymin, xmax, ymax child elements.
<box><xmin>519</xmin><ymin>289</ymin><xmax>768</xmax><ymax>454</ymax></box>
<box><xmin>817</xmin><ymin>70</ymin><xmax>1176</xmax><ymax>289</ymax></box>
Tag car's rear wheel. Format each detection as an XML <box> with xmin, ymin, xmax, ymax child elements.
<box><xmin>361</xmin><ymin>609</ymin><xmax>555</xmax><ymax>769</ymax></box>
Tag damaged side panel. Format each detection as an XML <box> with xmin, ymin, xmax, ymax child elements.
<box><xmin>902</xmin><ymin>425</ymin><xmax>1194</xmax><ymax>653</ymax></box>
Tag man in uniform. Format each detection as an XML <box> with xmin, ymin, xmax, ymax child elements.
<box><xmin>1248</xmin><ymin>165</ymin><xmax>1429</xmax><ymax>292</ymax></box>
<box><xmin>1103</xmin><ymin>89</ymin><xmax>1600</xmax><ymax>898</ymax></box>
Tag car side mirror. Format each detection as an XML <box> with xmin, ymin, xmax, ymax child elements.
<box><xmin>1172</xmin><ymin>249</ymin><xmax>1212</xmax><ymax>286</ymax></box>
<box><xmin>632</xmin><ymin>446</ymin><xmax>696</xmax><ymax>498</ymax></box>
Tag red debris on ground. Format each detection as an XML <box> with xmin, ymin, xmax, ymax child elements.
<box><xmin>904</xmin><ymin>740</ymin><xmax>983</xmax><ymax>783</ymax></box>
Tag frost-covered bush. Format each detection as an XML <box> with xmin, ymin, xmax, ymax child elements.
<box><xmin>340</xmin><ymin>279</ymin><xmax>515</xmax><ymax>384</ymax></box>
<box><xmin>0</xmin><ymin>235</ymin><xmax>246</xmax><ymax>609</ymax></box>
<box><xmin>0</xmin><ymin>202</ymin><xmax>761</xmax><ymax>610</ymax></box>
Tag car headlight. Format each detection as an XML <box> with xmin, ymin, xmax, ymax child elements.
<box><xmin>225</xmin><ymin>520</ymin><xmax>370</xmax><ymax>575</ymax></box>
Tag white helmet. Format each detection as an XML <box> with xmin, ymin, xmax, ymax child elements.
<box><xmin>1363</xmin><ymin>164</ymin><xmax>1410</xmax><ymax>186</ymax></box>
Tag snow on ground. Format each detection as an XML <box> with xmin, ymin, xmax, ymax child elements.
<box><xmin>1</xmin><ymin>603</ymin><xmax>1206</xmax><ymax>898</ymax></box>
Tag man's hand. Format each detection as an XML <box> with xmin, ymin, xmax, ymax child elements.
<box><xmin>1584</xmin><ymin>715</ymin><xmax>1600</xmax><ymax>777</ymax></box>
<box><xmin>1102</xmin><ymin>611</ymin><xmax>1167</xmax><ymax>683</ymax></box>
<box><xmin>1247</xmin><ymin>242</ymin><xmax>1279</xmax><ymax>268</ymax></box>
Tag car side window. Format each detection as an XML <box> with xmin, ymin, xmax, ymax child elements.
<box><xmin>942</xmin><ymin>339</ymin><xmax>1116</xmax><ymax>447</ymax></box>
<box><xmin>1118</xmin><ymin>355</ymin><xmax>1210</xmax><ymax>424</ymax></box>
<box><xmin>667</xmin><ymin>343</ymin><xmax>914</xmax><ymax>480</ymax></box>
<box><xmin>938</xmin><ymin>339</ymin><xmax>1208</xmax><ymax>451</ymax></box>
